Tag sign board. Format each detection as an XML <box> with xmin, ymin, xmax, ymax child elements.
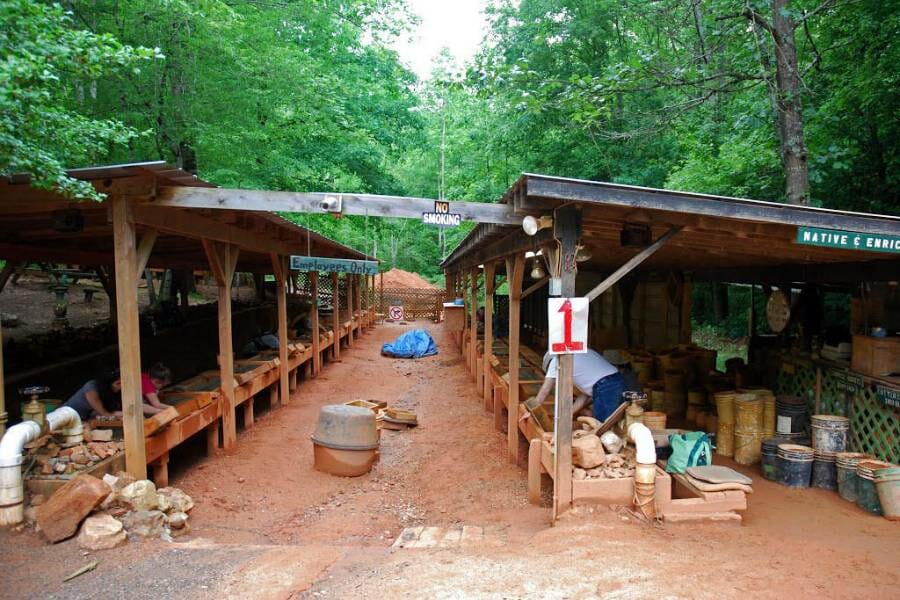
<box><xmin>833</xmin><ymin>370</ymin><xmax>864</xmax><ymax>394</ymax></box>
<box><xmin>388</xmin><ymin>306</ymin><xmax>404</xmax><ymax>321</ymax></box>
<box><xmin>547</xmin><ymin>297</ymin><xmax>588</xmax><ymax>354</ymax></box>
<box><xmin>289</xmin><ymin>256</ymin><xmax>378</xmax><ymax>275</ymax></box>
<box><xmin>796</xmin><ymin>227</ymin><xmax>900</xmax><ymax>254</ymax></box>
<box><xmin>422</xmin><ymin>200</ymin><xmax>462</xmax><ymax>228</ymax></box>
<box><xmin>877</xmin><ymin>385</ymin><xmax>900</xmax><ymax>409</ymax></box>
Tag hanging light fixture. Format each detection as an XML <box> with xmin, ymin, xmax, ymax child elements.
<box><xmin>522</xmin><ymin>215</ymin><xmax>553</xmax><ymax>236</ymax></box>
<box><xmin>575</xmin><ymin>244</ymin><xmax>592</xmax><ymax>262</ymax></box>
<box><xmin>530</xmin><ymin>256</ymin><xmax>546</xmax><ymax>279</ymax></box>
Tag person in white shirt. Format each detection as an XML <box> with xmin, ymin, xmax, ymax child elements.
<box><xmin>529</xmin><ymin>348</ymin><xmax>626</xmax><ymax>422</ymax></box>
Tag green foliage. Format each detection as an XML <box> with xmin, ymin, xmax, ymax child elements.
<box><xmin>0</xmin><ymin>0</ymin><xmax>161</xmax><ymax>199</ymax></box>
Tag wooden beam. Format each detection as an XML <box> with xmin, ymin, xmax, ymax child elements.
<box><xmin>505</xmin><ymin>253</ymin><xmax>525</xmax><ymax>465</ymax></box>
<box><xmin>331</xmin><ymin>272</ymin><xmax>341</xmax><ymax>360</ymax></box>
<box><xmin>272</xmin><ymin>254</ymin><xmax>290</xmax><ymax>405</ymax></box>
<box><xmin>482</xmin><ymin>262</ymin><xmax>497</xmax><ymax>411</ymax></box>
<box><xmin>521</xmin><ymin>276</ymin><xmax>549</xmax><ymax>300</ymax></box>
<box><xmin>133</xmin><ymin>204</ymin><xmax>295</xmax><ymax>256</ymax></box>
<box><xmin>134</xmin><ymin>229</ymin><xmax>158</xmax><ymax>279</ymax></box>
<box><xmin>110</xmin><ymin>196</ymin><xmax>146</xmax><ymax>479</ymax></box>
<box><xmin>153</xmin><ymin>186</ymin><xmax>523</xmax><ymax>226</ymax></box>
<box><xmin>525</xmin><ymin>174</ymin><xmax>900</xmax><ymax>236</ymax></box>
<box><xmin>552</xmin><ymin>206</ymin><xmax>579</xmax><ymax>522</ymax></box>
<box><xmin>347</xmin><ymin>275</ymin><xmax>355</xmax><ymax>348</ymax></box>
<box><xmin>310</xmin><ymin>272</ymin><xmax>321</xmax><ymax>375</ymax></box>
<box><xmin>0</xmin><ymin>321</ymin><xmax>5</xmax><ymax>437</ymax></box>
<box><xmin>585</xmin><ymin>226</ymin><xmax>682</xmax><ymax>302</ymax></box>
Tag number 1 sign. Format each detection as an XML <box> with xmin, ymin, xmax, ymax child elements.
<box><xmin>547</xmin><ymin>298</ymin><xmax>589</xmax><ymax>354</ymax></box>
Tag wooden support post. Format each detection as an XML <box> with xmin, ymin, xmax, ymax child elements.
<box><xmin>111</xmin><ymin>196</ymin><xmax>147</xmax><ymax>479</ymax></box>
<box><xmin>506</xmin><ymin>254</ymin><xmax>525</xmax><ymax>465</ymax></box>
<box><xmin>0</xmin><ymin>321</ymin><xmax>6</xmax><ymax>437</ymax></box>
<box><xmin>346</xmin><ymin>275</ymin><xmax>355</xmax><ymax>347</ymax></box>
<box><xmin>483</xmin><ymin>262</ymin><xmax>496</xmax><ymax>412</ymax></box>
<box><xmin>528</xmin><ymin>438</ymin><xmax>544</xmax><ymax>505</ymax></box>
<box><xmin>552</xmin><ymin>205</ymin><xmax>580</xmax><ymax>522</ymax></box>
<box><xmin>680</xmin><ymin>276</ymin><xmax>693</xmax><ymax>344</ymax></box>
<box><xmin>379</xmin><ymin>271</ymin><xmax>384</xmax><ymax>319</ymax></box>
<box><xmin>332</xmin><ymin>273</ymin><xmax>341</xmax><ymax>360</ymax></box>
<box><xmin>470</xmin><ymin>268</ymin><xmax>479</xmax><ymax>383</ymax></box>
<box><xmin>271</xmin><ymin>254</ymin><xmax>290</xmax><ymax>405</ymax></box>
<box><xmin>310</xmin><ymin>272</ymin><xmax>321</xmax><ymax>376</ymax></box>
<box><xmin>152</xmin><ymin>453</ymin><xmax>169</xmax><ymax>488</ymax></box>
<box><xmin>206</xmin><ymin>422</ymin><xmax>219</xmax><ymax>456</ymax></box>
<box><xmin>204</xmin><ymin>240</ymin><xmax>239</xmax><ymax>450</ymax></box>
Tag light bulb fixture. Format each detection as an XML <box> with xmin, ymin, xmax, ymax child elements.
<box><xmin>530</xmin><ymin>256</ymin><xmax>546</xmax><ymax>279</ymax></box>
<box><xmin>575</xmin><ymin>244</ymin><xmax>592</xmax><ymax>262</ymax></box>
<box><xmin>522</xmin><ymin>215</ymin><xmax>553</xmax><ymax>236</ymax></box>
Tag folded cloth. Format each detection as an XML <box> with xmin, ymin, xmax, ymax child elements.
<box><xmin>685</xmin><ymin>473</ymin><xmax>754</xmax><ymax>494</ymax></box>
<box><xmin>686</xmin><ymin>465</ymin><xmax>753</xmax><ymax>485</ymax></box>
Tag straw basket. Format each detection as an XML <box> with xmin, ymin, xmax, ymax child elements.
<box><xmin>714</xmin><ymin>391</ymin><xmax>737</xmax><ymax>424</ymax></box>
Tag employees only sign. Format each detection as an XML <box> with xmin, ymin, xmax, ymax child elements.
<box><xmin>547</xmin><ymin>297</ymin><xmax>589</xmax><ymax>354</ymax></box>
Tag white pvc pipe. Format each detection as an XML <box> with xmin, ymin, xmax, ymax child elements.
<box><xmin>628</xmin><ymin>422</ymin><xmax>657</xmax><ymax>465</ymax></box>
<box><xmin>0</xmin><ymin>407</ymin><xmax>82</xmax><ymax>526</ymax></box>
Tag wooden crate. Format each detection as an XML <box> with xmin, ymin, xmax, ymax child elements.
<box><xmin>852</xmin><ymin>334</ymin><xmax>900</xmax><ymax>378</ymax></box>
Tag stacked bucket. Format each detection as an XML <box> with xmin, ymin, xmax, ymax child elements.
<box><xmin>775</xmin><ymin>395</ymin><xmax>808</xmax><ymax>441</ymax></box>
<box><xmin>809</xmin><ymin>415</ymin><xmax>850</xmax><ymax>491</ymax></box>
<box><xmin>714</xmin><ymin>391</ymin><xmax>736</xmax><ymax>457</ymax></box>
<box><xmin>733</xmin><ymin>393</ymin><xmax>764</xmax><ymax>465</ymax></box>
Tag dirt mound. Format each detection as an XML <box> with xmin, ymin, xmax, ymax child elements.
<box><xmin>380</xmin><ymin>269</ymin><xmax>437</xmax><ymax>290</ymax></box>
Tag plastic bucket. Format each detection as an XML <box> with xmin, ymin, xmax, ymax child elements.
<box><xmin>810</xmin><ymin>415</ymin><xmax>849</xmax><ymax>454</ymax></box>
<box><xmin>715</xmin><ymin>391</ymin><xmax>736</xmax><ymax>425</ymax></box>
<box><xmin>762</xmin><ymin>396</ymin><xmax>776</xmax><ymax>437</ymax></box>
<box><xmin>735</xmin><ymin>395</ymin><xmax>763</xmax><ymax>431</ymax></box>
<box><xmin>812</xmin><ymin>451</ymin><xmax>838</xmax><ymax>490</ymax></box>
<box><xmin>875</xmin><ymin>468</ymin><xmax>900</xmax><ymax>521</ymax></box>
<box><xmin>776</xmin><ymin>444</ymin><xmax>814</xmax><ymax>488</ymax></box>
<box><xmin>856</xmin><ymin>460</ymin><xmax>893</xmax><ymax>515</ymax></box>
<box><xmin>761</xmin><ymin>437</ymin><xmax>791</xmax><ymax>481</ymax></box>
<box><xmin>716</xmin><ymin>423</ymin><xmax>734</xmax><ymax>457</ymax></box>
<box><xmin>835</xmin><ymin>452</ymin><xmax>869</xmax><ymax>502</ymax></box>
<box><xmin>776</xmin><ymin>396</ymin><xmax>808</xmax><ymax>434</ymax></box>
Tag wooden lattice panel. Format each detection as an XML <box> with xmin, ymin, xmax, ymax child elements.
<box><xmin>851</xmin><ymin>385</ymin><xmax>900</xmax><ymax>463</ymax></box>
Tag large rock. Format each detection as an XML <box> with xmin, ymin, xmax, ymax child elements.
<box><xmin>120</xmin><ymin>480</ymin><xmax>159</xmax><ymax>511</ymax></box>
<box><xmin>121</xmin><ymin>510</ymin><xmax>167</xmax><ymax>538</ymax></box>
<box><xmin>77</xmin><ymin>514</ymin><xmax>126</xmax><ymax>550</ymax></box>
<box><xmin>157</xmin><ymin>487</ymin><xmax>193</xmax><ymax>513</ymax></box>
<box><xmin>36</xmin><ymin>474</ymin><xmax>111</xmax><ymax>543</ymax></box>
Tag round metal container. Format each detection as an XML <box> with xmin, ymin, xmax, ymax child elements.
<box><xmin>311</xmin><ymin>405</ymin><xmax>378</xmax><ymax>451</ymax></box>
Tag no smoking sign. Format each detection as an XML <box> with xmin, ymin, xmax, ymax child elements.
<box><xmin>547</xmin><ymin>298</ymin><xmax>589</xmax><ymax>354</ymax></box>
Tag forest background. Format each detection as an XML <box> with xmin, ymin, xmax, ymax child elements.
<box><xmin>2</xmin><ymin>0</ymin><xmax>897</xmax><ymax>338</ymax></box>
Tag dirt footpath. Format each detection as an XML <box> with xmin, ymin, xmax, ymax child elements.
<box><xmin>1</xmin><ymin>321</ymin><xmax>897</xmax><ymax>599</ymax></box>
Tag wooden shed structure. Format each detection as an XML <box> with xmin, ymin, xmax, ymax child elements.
<box><xmin>0</xmin><ymin>161</ymin><xmax>378</xmax><ymax>481</ymax></box>
<box><xmin>441</xmin><ymin>173</ymin><xmax>900</xmax><ymax>519</ymax></box>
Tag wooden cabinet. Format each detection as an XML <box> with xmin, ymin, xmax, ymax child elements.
<box><xmin>852</xmin><ymin>334</ymin><xmax>900</xmax><ymax>378</ymax></box>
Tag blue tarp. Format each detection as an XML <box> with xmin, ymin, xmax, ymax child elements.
<box><xmin>381</xmin><ymin>329</ymin><xmax>438</xmax><ymax>359</ymax></box>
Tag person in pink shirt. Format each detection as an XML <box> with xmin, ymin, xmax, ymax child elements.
<box><xmin>140</xmin><ymin>362</ymin><xmax>172</xmax><ymax>415</ymax></box>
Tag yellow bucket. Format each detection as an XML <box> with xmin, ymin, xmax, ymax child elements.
<box><xmin>714</xmin><ymin>391</ymin><xmax>737</xmax><ymax>424</ymax></box>
<box><xmin>716</xmin><ymin>422</ymin><xmax>734</xmax><ymax>457</ymax></box>
<box><xmin>643</xmin><ymin>411</ymin><xmax>667</xmax><ymax>430</ymax></box>
<box><xmin>735</xmin><ymin>394</ymin><xmax>764</xmax><ymax>431</ymax></box>
<box><xmin>734</xmin><ymin>431</ymin><xmax>762</xmax><ymax>465</ymax></box>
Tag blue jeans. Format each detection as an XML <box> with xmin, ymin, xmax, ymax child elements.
<box><xmin>592</xmin><ymin>372</ymin><xmax>625</xmax><ymax>422</ymax></box>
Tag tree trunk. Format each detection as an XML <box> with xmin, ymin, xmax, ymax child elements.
<box><xmin>771</xmin><ymin>0</ymin><xmax>810</xmax><ymax>205</ymax></box>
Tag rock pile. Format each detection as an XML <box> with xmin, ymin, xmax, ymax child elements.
<box><xmin>34</xmin><ymin>440</ymin><xmax>124</xmax><ymax>476</ymax></box>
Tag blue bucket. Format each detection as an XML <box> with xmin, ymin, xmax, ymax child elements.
<box><xmin>776</xmin><ymin>444</ymin><xmax>814</xmax><ymax>488</ymax></box>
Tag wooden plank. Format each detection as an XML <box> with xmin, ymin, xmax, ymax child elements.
<box><xmin>111</xmin><ymin>196</ymin><xmax>147</xmax><ymax>479</ymax></box>
<box><xmin>505</xmin><ymin>253</ymin><xmax>525</xmax><ymax>465</ymax></box>
<box><xmin>347</xmin><ymin>274</ymin><xmax>355</xmax><ymax>348</ymax></box>
<box><xmin>154</xmin><ymin>186</ymin><xmax>523</xmax><ymax>225</ymax></box>
<box><xmin>528</xmin><ymin>437</ymin><xmax>544</xmax><ymax>505</ymax></box>
<box><xmin>143</xmin><ymin>406</ymin><xmax>178</xmax><ymax>437</ymax></box>
<box><xmin>521</xmin><ymin>276</ymin><xmax>549</xmax><ymax>300</ymax></box>
<box><xmin>585</xmin><ymin>226</ymin><xmax>682</xmax><ymax>302</ymax></box>
<box><xmin>135</xmin><ymin>229</ymin><xmax>158</xmax><ymax>277</ymax></box>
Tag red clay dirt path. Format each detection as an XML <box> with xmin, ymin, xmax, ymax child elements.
<box><xmin>1</xmin><ymin>321</ymin><xmax>898</xmax><ymax>599</ymax></box>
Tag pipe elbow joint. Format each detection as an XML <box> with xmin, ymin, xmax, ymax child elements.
<box><xmin>628</xmin><ymin>422</ymin><xmax>657</xmax><ymax>465</ymax></box>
